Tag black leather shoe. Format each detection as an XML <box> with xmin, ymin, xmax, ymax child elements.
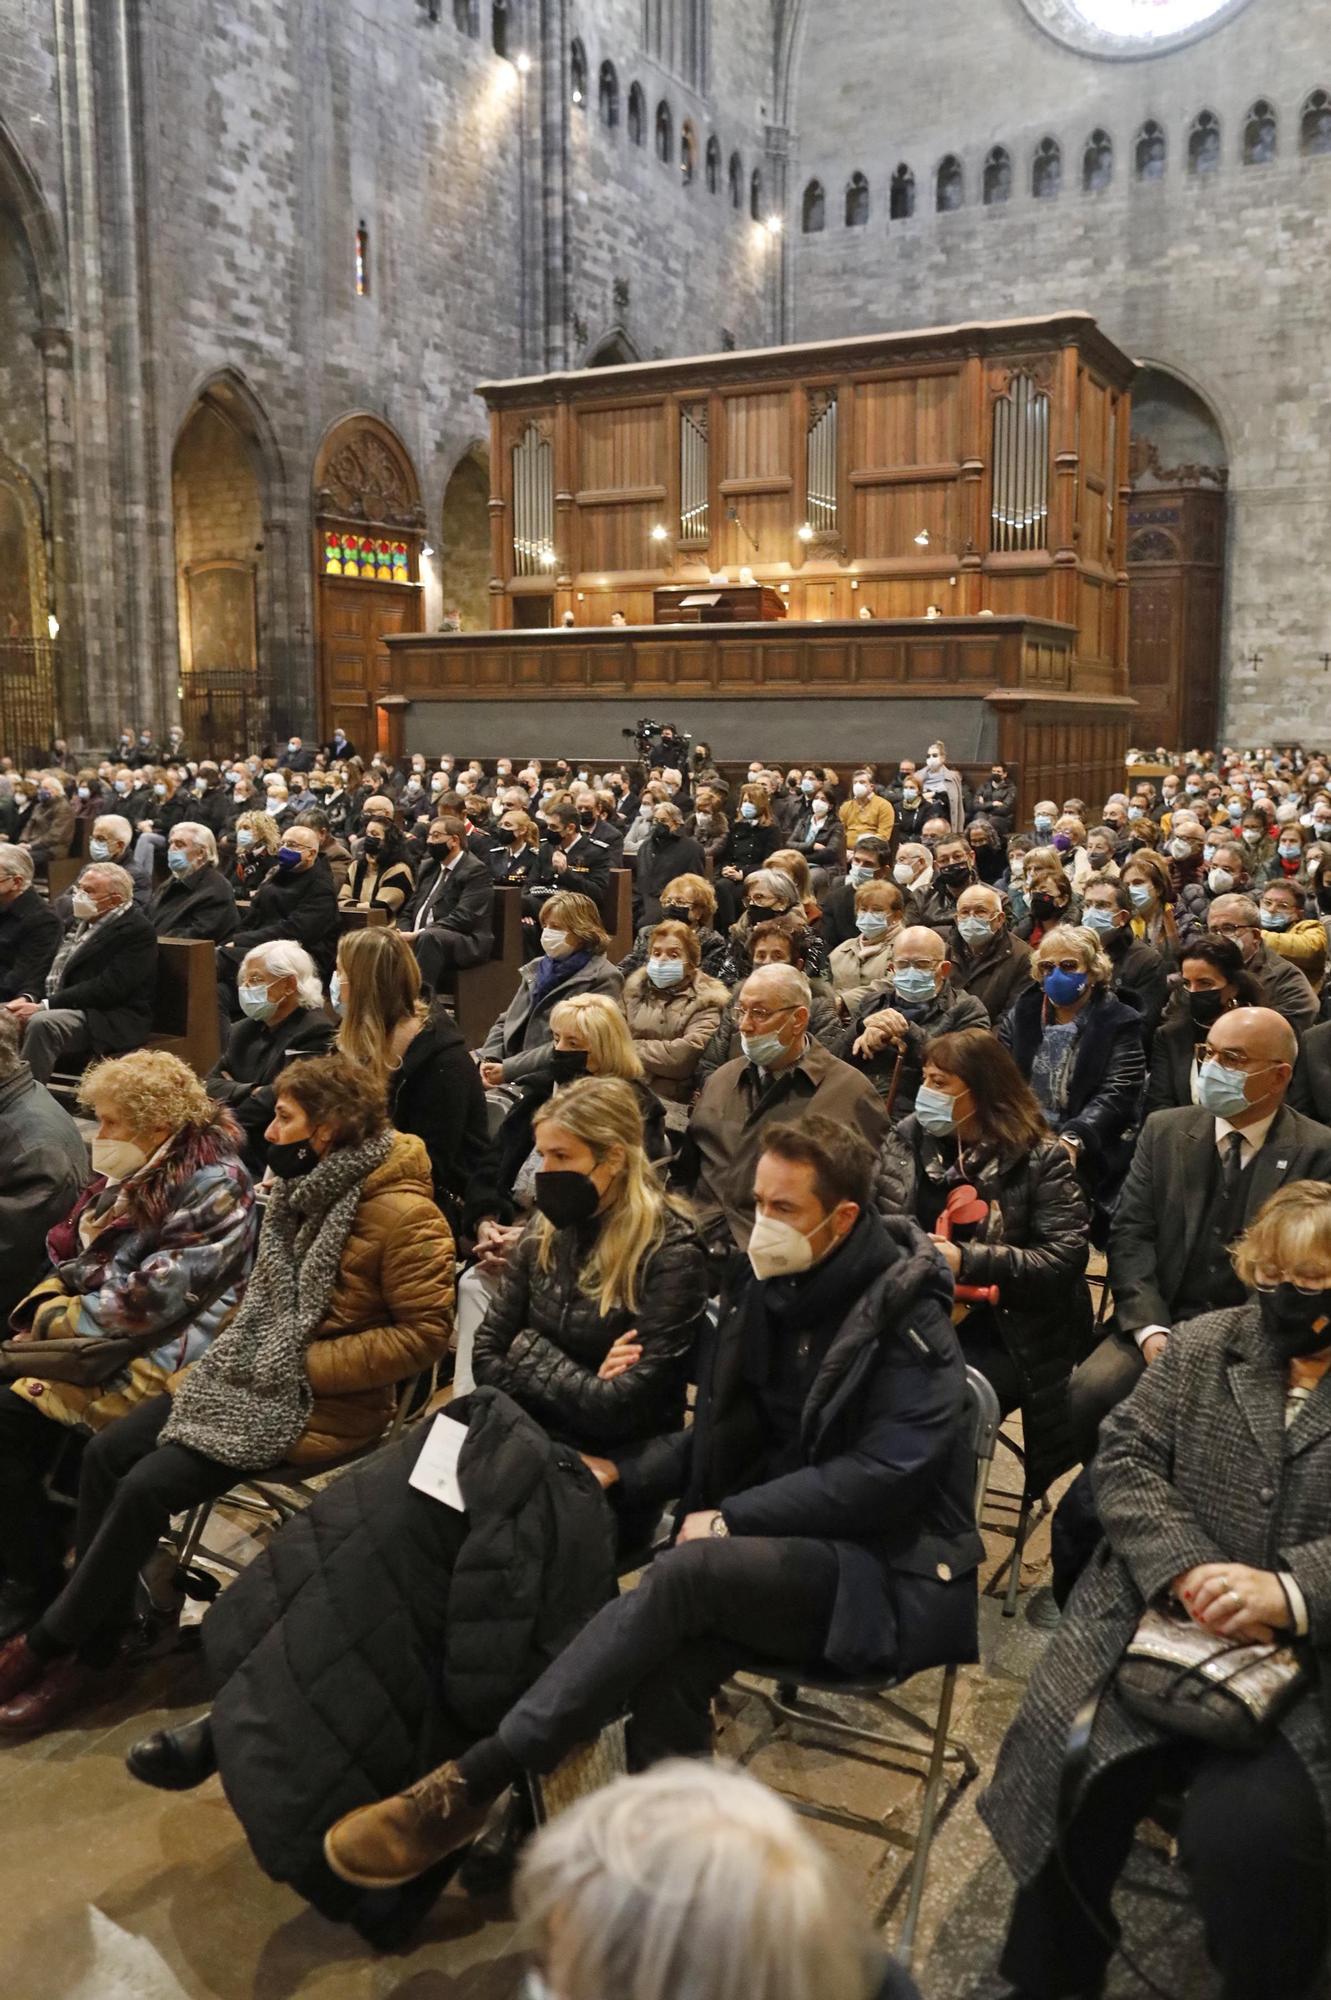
<box><xmin>125</xmin><ymin>1713</ymin><xmax>217</xmax><ymax>1791</ymax></box>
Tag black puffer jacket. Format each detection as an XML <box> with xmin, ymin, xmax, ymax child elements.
<box><xmin>877</xmin><ymin>1119</ymin><xmax>1092</xmax><ymax>1495</ymax></box>
<box><xmin>202</xmin><ymin>1391</ymin><xmax>615</xmax><ymax>1926</ymax></box>
<box><xmin>471</xmin><ymin>1207</ymin><xmax>710</xmax><ymax>1450</ymax></box>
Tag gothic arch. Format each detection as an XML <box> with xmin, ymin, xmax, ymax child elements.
<box><xmin>174</xmin><ymin>366</ymin><xmax>286</xmax><ymax>510</ymax></box>
<box><xmin>585</xmin><ymin>325</ymin><xmax>642</xmax><ymax>367</ymax></box>
<box><xmin>0</xmin><ymin>449</ymin><xmax>48</xmax><ymax>642</ymax></box>
<box><xmin>439</xmin><ymin>440</ymin><xmax>491</xmax><ymax>632</ymax></box>
<box><xmin>0</xmin><ymin>115</ymin><xmax>66</xmax><ymax>326</ymax></box>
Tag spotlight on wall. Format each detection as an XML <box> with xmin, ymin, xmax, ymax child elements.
<box><xmin>797</xmin><ymin>522</ymin><xmax>814</xmax><ymax>544</ymax></box>
<box><xmin>46</xmin><ymin>611</ymin><xmax>60</xmax><ymax>640</ymax></box>
<box><xmin>765</xmin><ymin>214</ymin><xmax>783</xmax><ymax>235</ymax></box>
<box><xmin>421</xmin><ymin>542</ymin><xmax>435</xmax><ymax>558</ymax></box>
<box><xmin>572</xmin><ymin>89</ymin><xmax>583</xmax><ymax>104</ymax></box>
<box><xmin>649</xmin><ymin>524</ymin><xmax>670</xmax><ymax>543</ymax></box>
<box><xmin>914</xmin><ymin>529</ymin><xmax>931</xmax><ymax>547</ymax></box>
<box><xmin>516</xmin><ymin>51</ymin><xmax>531</xmax><ymax>74</ymax></box>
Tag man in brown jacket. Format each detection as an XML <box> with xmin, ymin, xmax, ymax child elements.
<box><xmin>676</xmin><ymin>963</ymin><xmax>890</xmax><ymax>1251</ymax></box>
<box><xmin>838</xmin><ymin>765</ymin><xmax>896</xmax><ymax>851</ymax></box>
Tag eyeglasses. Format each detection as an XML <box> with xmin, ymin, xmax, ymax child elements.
<box><xmin>1207</xmin><ymin>923</ymin><xmax>1253</xmax><ymax>941</ymax></box>
<box><xmin>1038</xmin><ymin>957</ymin><xmax>1086</xmax><ymax>976</ymax></box>
<box><xmin>735</xmin><ymin>1003</ymin><xmax>794</xmax><ymax>1029</ymax></box>
<box><xmin>1194</xmin><ymin>1043</ymin><xmax>1278</xmax><ymax>1075</ymax></box>
<box><xmin>1252</xmin><ymin>1273</ymin><xmax>1331</xmax><ymax>1296</ymax></box>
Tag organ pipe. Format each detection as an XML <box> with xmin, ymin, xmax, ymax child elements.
<box><xmin>807</xmin><ymin>395</ymin><xmax>838</xmax><ymax>533</ymax></box>
<box><xmin>512</xmin><ymin>421</ymin><xmax>554</xmax><ymax>575</ymax></box>
<box><xmin>991</xmin><ymin>373</ymin><xmax>1049</xmax><ymax>554</ymax></box>
<box><xmin>680</xmin><ymin>402</ymin><xmax>709</xmax><ymax>543</ymax></box>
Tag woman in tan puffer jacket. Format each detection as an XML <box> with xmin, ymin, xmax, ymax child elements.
<box><xmin>622</xmin><ymin>920</ymin><xmax>730</xmax><ymax>1118</ymax></box>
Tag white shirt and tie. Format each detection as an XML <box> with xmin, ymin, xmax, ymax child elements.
<box><xmin>1135</xmin><ymin>1109</ymin><xmax>1278</xmax><ymax>1351</ymax></box>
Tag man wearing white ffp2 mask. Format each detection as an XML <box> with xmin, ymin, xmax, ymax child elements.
<box><xmin>316</xmin><ymin>1114</ymin><xmax>976</xmax><ymax>1892</ymax></box>
<box><xmin>4</xmin><ymin>862</ymin><xmax>154</xmax><ymax>1084</ymax></box>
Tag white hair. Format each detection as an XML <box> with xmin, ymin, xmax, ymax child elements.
<box><xmin>92</xmin><ymin>813</ymin><xmax>133</xmax><ymax>849</ymax></box>
<box><xmin>170</xmin><ymin>819</ymin><xmax>219</xmax><ymax>864</ymax></box>
<box><xmin>514</xmin><ymin>1762</ymin><xmax>874</xmax><ymax>2000</ymax></box>
<box><xmin>743</xmin><ymin>962</ymin><xmax>813</xmax><ymax>1012</ymax></box>
<box><xmin>241</xmin><ymin>940</ymin><xmax>323</xmax><ymax>1010</ymax></box>
<box><xmin>0</xmin><ymin>843</ymin><xmax>34</xmax><ymax>887</ymax></box>
<box><xmin>80</xmin><ymin>862</ymin><xmax>133</xmax><ymax>907</ymax></box>
<box><xmin>743</xmin><ymin>868</ymin><xmax>800</xmax><ymax>912</ymax></box>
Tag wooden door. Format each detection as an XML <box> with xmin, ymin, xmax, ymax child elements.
<box><xmin>1127</xmin><ymin>488</ymin><xmax>1225</xmax><ymax>750</ymax></box>
<box><xmin>320</xmin><ymin>581</ymin><xmax>417</xmax><ymax>757</ymax></box>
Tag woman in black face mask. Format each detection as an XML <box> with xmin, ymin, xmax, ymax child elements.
<box><xmin>986</xmin><ymin>1178</ymin><xmax>1331</xmax><ymax>2000</ymax></box>
<box><xmin>1144</xmin><ymin>937</ymin><xmax>1264</xmax><ymax>1115</ymax></box>
<box><xmin>456</xmin><ymin>997</ymin><xmax>669</xmax><ymax>1392</ymax></box>
<box><xmin>471</xmin><ymin>1076</ymin><xmax>709</xmax><ymax>1542</ymax></box>
<box><xmin>336</xmin><ymin>814</ymin><xmax>415</xmax><ymax>915</ymax></box>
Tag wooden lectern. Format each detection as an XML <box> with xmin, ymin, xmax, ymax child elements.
<box><xmin>653</xmin><ymin>584</ymin><xmax>787</xmax><ymax>625</ymax></box>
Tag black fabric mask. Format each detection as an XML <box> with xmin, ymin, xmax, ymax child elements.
<box><xmin>660</xmin><ymin>903</ymin><xmax>692</xmax><ymax>926</ymax></box>
<box><xmin>1258</xmin><ymin>1283</ymin><xmax>1331</xmax><ymax>1358</ymax></box>
<box><xmin>533</xmin><ymin>1169</ymin><xmax>600</xmax><ymax>1228</ymax></box>
<box><xmin>1187</xmin><ymin>989</ymin><xmax>1227</xmax><ymax>1029</ymax></box>
<box><xmin>363</xmin><ymin>835</ymin><xmax>383</xmax><ymax>855</ymax></box>
<box><xmin>267</xmin><ymin>1137</ymin><xmax>319</xmax><ymax>1180</ymax></box>
<box><xmin>578</xmin><ymin>810</ymin><xmax>596</xmax><ymax>830</ymax></box>
<box><xmin>654</xmin><ymin>824</ymin><xmax>677</xmax><ymax>841</ymax></box>
<box><xmin>1030</xmin><ymin>891</ymin><xmax>1061</xmax><ymax>922</ymax></box>
<box><xmin>549</xmin><ymin>1048</ymin><xmax>590</xmax><ymax>1084</ymax></box>
<box><xmin>493</xmin><ymin>826</ymin><xmax>516</xmax><ymax>846</ymax></box>
<box><xmin>939</xmin><ymin>863</ymin><xmax>973</xmax><ymax>889</ymax></box>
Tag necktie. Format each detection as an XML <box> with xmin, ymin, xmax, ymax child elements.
<box><xmin>1220</xmin><ymin>1129</ymin><xmax>1246</xmax><ymax>1208</ymax></box>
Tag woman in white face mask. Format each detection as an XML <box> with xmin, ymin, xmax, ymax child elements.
<box><xmin>622</xmin><ymin>920</ymin><xmax>731</xmax><ymax>1124</ymax></box>
<box><xmin>476</xmin><ymin>891</ymin><xmax>624</xmax><ymax>1091</ymax></box>
<box><xmin>0</xmin><ymin>1050</ymin><xmax>256</xmax><ymax>1640</ymax></box>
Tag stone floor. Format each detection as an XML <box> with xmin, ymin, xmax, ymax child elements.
<box><xmin>0</xmin><ymin>1441</ymin><xmax>1287</xmax><ymax>2000</ymax></box>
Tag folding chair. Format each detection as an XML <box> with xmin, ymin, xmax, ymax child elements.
<box><xmin>726</xmin><ymin>1365</ymin><xmax>1001</xmax><ymax>1970</ymax></box>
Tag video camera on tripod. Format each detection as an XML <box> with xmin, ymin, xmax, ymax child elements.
<box><xmin>621</xmin><ymin>716</ymin><xmax>691</xmax><ymax>777</ymax></box>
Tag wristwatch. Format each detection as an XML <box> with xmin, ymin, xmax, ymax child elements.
<box><xmin>709</xmin><ymin>1512</ymin><xmax>730</xmax><ymax>1539</ymax></box>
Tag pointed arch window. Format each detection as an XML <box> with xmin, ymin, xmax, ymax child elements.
<box><xmin>355</xmin><ymin>221</ymin><xmax>370</xmax><ymax>297</ymax></box>
<box><xmin>983</xmin><ymin>146</ymin><xmax>1012</xmax><ymax>205</ymax></box>
<box><xmin>750</xmin><ymin>168</ymin><xmax>764</xmax><ymax>220</ymax></box>
<box><xmin>1301</xmin><ymin>89</ymin><xmax>1331</xmax><ymax>155</ymax></box>
<box><xmin>705</xmin><ymin>134</ymin><xmax>721</xmax><ymax>193</ymax></box>
<box><xmin>729</xmin><ymin>152</ymin><xmax>744</xmax><ymax>210</ymax></box>
<box><xmin>1082</xmin><ymin>128</ymin><xmax>1113</xmax><ymax>193</ymax></box>
<box><xmin>889</xmin><ymin>163</ymin><xmax>915</xmax><ymax>220</ymax></box>
<box><xmin>599</xmin><ymin>61</ymin><xmax>620</xmax><ymax>128</ymax></box>
<box><xmin>845</xmin><ymin>171</ymin><xmax>870</xmax><ymax>226</ymax></box>
<box><xmin>1243</xmin><ymin>99</ymin><xmax>1276</xmax><ymax>164</ymax></box>
<box><xmin>936</xmin><ymin>155</ymin><xmax>963</xmax><ymax>212</ymax></box>
<box><xmin>655</xmin><ymin>100</ymin><xmax>673</xmax><ymax>164</ymax></box>
<box><xmin>681</xmin><ymin>121</ymin><xmax>696</xmax><ymax>185</ymax></box>
<box><xmin>802</xmin><ymin>179</ymin><xmax>826</xmax><ymax>233</ymax></box>
<box><xmin>1032</xmin><ymin>136</ymin><xmax>1061</xmax><ymax>199</ymax></box>
<box><xmin>1135</xmin><ymin>120</ymin><xmax>1166</xmax><ymax>181</ymax></box>
<box><xmin>491</xmin><ymin>0</ymin><xmax>508</xmax><ymax>58</ymax></box>
<box><xmin>628</xmin><ymin>83</ymin><xmax>645</xmax><ymax>147</ymax></box>
<box><xmin>1188</xmin><ymin>109</ymin><xmax>1221</xmax><ymax>175</ymax></box>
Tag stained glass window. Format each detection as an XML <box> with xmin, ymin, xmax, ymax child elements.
<box><xmin>355</xmin><ymin>223</ymin><xmax>369</xmax><ymax>297</ymax></box>
<box><xmin>323</xmin><ymin>533</ymin><xmax>410</xmax><ymax>583</ymax></box>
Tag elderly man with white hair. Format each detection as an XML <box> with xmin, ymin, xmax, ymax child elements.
<box><xmin>4</xmin><ymin>862</ymin><xmax>158</xmax><ymax>1082</ymax></box>
<box><xmin>85</xmin><ymin>811</ymin><xmax>154</xmax><ymax>907</ymax></box>
<box><xmin>0</xmin><ymin>844</ymin><xmax>62</xmax><ymax>1004</ymax></box>
<box><xmin>205</xmin><ymin>941</ymin><xmax>334</xmax><ymax>1171</ymax></box>
<box><xmin>148</xmin><ymin>820</ymin><xmax>239</xmax><ymax>942</ymax></box>
<box><xmin>838</xmin><ymin>925</ymin><xmax>989</xmax><ymax>1120</ymax></box>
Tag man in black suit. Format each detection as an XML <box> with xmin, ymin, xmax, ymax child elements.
<box><xmin>1289</xmin><ymin>1018</ymin><xmax>1331</xmax><ymax>1125</ymax></box>
<box><xmin>5</xmin><ymin>862</ymin><xmax>158</xmax><ymax>1081</ymax></box>
<box><xmin>0</xmin><ymin>846</ymin><xmax>62</xmax><ymax>1003</ymax></box>
<box><xmin>282</xmin><ymin>735</ymin><xmax>317</xmax><ymax>774</ymax></box>
<box><xmin>403</xmin><ymin>814</ymin><xmax>495</xmax><ymax>985</ymax></box>
<box><xmin>1080</xmin><ymin>877</ymin><xmax>1170</xmax><ymax>1041</ymax></box>
<box><xmin>633</xmin><ymin>801</ymin><xmax>705</xmax><ymax>927</ymax></box>
<box><xmin>586</xmin><ymin>789</ymin><xmax>625</xmax><ymax>868</ymax></box>
<box><xmin>323</xmin><ymin>726</ymin><xmax>356</xmax><ymax>763</ymax></box>
<box><xmin>150</xmin><ymin>822</ymin><xmax>239</xmax><ymax>943</ymax></box>
<box><xmin>535</xmin><ymin>804</ymin><xmax>610</xmax><ymax>915</ymax></box>
<box><xmin>823</xmin><ymin>836</ymin><xmax>892</xmax><ymax>950</ymax></box>
<box><xmin>1069</xmin><ymin>1004</ymin><xmax>1331</xmax><ymax>1449</ymax></box>
<box><xmin>218</xmin><ymin>823</ymin><xmax>339</xmax><ymax>1009</ymax></box>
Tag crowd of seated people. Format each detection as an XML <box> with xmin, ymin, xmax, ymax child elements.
<box><xmin>0</xmin><ymin>726</ymin><xmax>1330</xmax><ymax>1994</ymax></box>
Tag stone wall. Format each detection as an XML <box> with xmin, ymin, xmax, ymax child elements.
<box><xmin>786</xmin><ymin>0</ymin><xmax>1331</xmax><ymax>742</ymax></box>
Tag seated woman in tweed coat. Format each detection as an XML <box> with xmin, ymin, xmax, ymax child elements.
<box><xmin>983</xmin><ymin>1180</ymin><xmax>1331</xmax><ymax>2000</ymax></box>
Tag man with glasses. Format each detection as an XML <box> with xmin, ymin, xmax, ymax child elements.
<box><xmin>1068</xmin><ymin>1005</ymin><xmax>1331</xmax><ymax>1453</ymax></box>
<box><xmin>1207</xmin><ymin>893</ymin><xmax>1317</xmax><ymax>1034</ymax></box>
<box><xmin>839</xmin><ymin>926</ymin><xmax>987</xmax><ymax>1121</ymax></box>
<box><xmin>677</xmin><ymin>963</ymin><xmax>889</xmax><ymax>1253</ymax></box>
<box><xmin>1079</xmin><ymin>878</ymin><xmax>1169</xmax><ymax>1038</ymax></box>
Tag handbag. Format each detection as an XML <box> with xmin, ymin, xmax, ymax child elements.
<box><xmin>1115</xmin><ymin>1597</ymin><xmax>1308</xmax><ymax>1752</ymax></box>
<box><xmin>0</xmin><ymin>1332</ymin><xmax>148</xmax><ymax>1386</ymax></box>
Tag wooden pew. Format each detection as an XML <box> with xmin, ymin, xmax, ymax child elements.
<box><xmin>439</xmin><ymin>885</ymin><xmax>522</xmax><ymax>1051</ymax></box>
<box><xmin>606</xmin><ymin>868</ymin><xmax>633</xmax><ymax>964</ymax></box>
<box><xmin>337</xmin><ymin>906</ymin><xmax>389</xmax><ymax>934</ymax></box>
<box><xmin>148</xmin><ymin>938</ymin><xmax>221</xmax><ymax>1076</ymax></box>
<box><xmin>46</xmin><ymin>856</ymin><xmax>81</xmax><ymax>902</ymax></box>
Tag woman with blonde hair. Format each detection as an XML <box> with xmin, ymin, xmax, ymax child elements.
<box><xmin>458</xmin><ymin>996</ymin><xmax>667</xmax><ymax>1393</ymax></box>
<box><xmin>230</xmin><ymin>806</ymin><xmax>282</xmax><ymax>895</ymax></box>
<box><xmin>335</xmin><ymin>924</ymin><xmax>493</xmax><ymax>1230</ymax></box>
<box><xmin>472</xmin><ymin>1076</ymin><xmax>709</xmax><ymax>1487</ymax></box>
<box><xmin>984</xmin><ymin>1178</ymin><xmax>1331</xmax><ymax>2000</ymax></box>
<box><xmin>514</xmin><ymin>1761</ymin><xmax>920</xmax><ymax>2000</ymax></box>
<box><xmin>997</xmin><ymin>922</ymin><xmax>1146</xmax><ymax>1216</ymax></box>
<box><xmin>619</xmin><ymin>870</ymin><xmax>727</xmax><ymax>978</ymax></box>
<box><xmin>623</xmin><ymin>919</ymin><xmax>731</xmax><ymax>1122</ymax></box>
<box><xmin>0</xmin><ymin>1048</ymin><xmax>256</xmax><ymax>1656</ymax></box>
<box><xmin>477</xmin><ymin>890</ymin><xmax>622</xmax><ymax>1088</ymax></box>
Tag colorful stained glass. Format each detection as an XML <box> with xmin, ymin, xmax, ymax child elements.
<box><xmin>322</xmin><ymin>532</ymin><xmax>412</xmax><ymax>583</ymax></box>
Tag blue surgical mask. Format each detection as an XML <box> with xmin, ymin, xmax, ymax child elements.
<box><xmin>167</xmin><ymin>850</ymin><xmax>192</xmax><ymax>876</ymax></box>
<box><xmin>740</xmin><ymin>1027</ymin><xmax>788</xmax><ymax>1069</ymax></box>
<box><xmin>88</xmin><ymin>838</ymin><xmax>110</xmax><ymax>862</ymax></box>
<box><xmin>1196</xmin><ymin>1056</ymin><xmax>1253</xmax><ymax>1122</ymax></box>
<box><xmin>1260</xmin><ymin>907</ymin><xmax>1293</xmax><ymax>930</ymax></box>
<box><xmin>893</xmin><ymin>965</ymin><xmax>938</xmax><ymax>1006</ymax></box>
<box><xmin>914</xmin><ymin>1082</ymin><xmax>961</xmax><ymax>1137</ymax></box>
<box><xmin>1034</xmin><ymin>814</ymin><xmax>1053</xmax><ymax>834</ymax></box>
<box><xmin>740</xmin><ymin>801</ymin><xmax>758</xmax><ymax>820</ymax></box>
<box><xmin>800</xmin><ymin>778</ymin><xmax>815</xmax><ymax>795</ymax></box>
<box><xmin>1127</xmin><ymin>805</ymin><xmax>1143</xmax><ymax>821</ymax></box>
<box><xmin>1042</xmin><ymin>967</ymin><xmax>1088</xmax><ymax>1006</ymax></box>
<box><xmin>856</xmin><ymin>911</ymin><xmax>889</xmax><ymax>939</ymax></box>
<box><xmin>238</xmin><ymin>982</ymin><xmax>277</xmax><ymax>1023</ymax></box>
<box><xmin>236</xmin><ymin>828</ymin><xmax>255</xmax><ymax>849</ymax></box>
<box><xmin>847</xmin><ymin>863</ymin><xmax>875</xmax><ymax>887</ymax></box>
<box><xmin>956</xmin><ymin>915</ymin><xmax>995</xmax><ymax>948</ymax></box>
<box><xmin>647</xmin><ymin>957</ymin><xmax>686</xmax><ymax>987</ymax></box>
<box><xmin>1083</xmin><ymin>904</ymin><xmax>1118</xmax><ymax>933</ymax></box>
<box><xmin>1278</xmin><ymin>842</ymin><xmax>1302</xmax><ymax>861</ymax></box>
<box><xmin>1127</xmin><ymin>881</ymin><xmax>1152</xmax><ymax>908</ymax></box>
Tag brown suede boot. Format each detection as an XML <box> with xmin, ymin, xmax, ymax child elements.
<box><xmin>322</xmin><ymin>1762</ymin><xmax>492</xmax><ymax>1888</ymax></box>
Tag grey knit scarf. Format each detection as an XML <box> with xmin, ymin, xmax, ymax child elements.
<box><xmin>159</xmin><ymin>1129</ymin><xmax>395</xmax><ymax>1471</ymax></box>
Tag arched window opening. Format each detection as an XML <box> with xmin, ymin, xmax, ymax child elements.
<box><xmin>655</xmin><ymin>100</ymin><xmax>673</xmax><ymax>164</ymax></box>
<box><xmin>681</xmin><ymin>121</ymin><xmax>696</xmax><ymax>185</ymax></box>
<box><xmin>936</xmin><ymin>154</ymin><xmax>963</xmax><ymax>212</ymax></box>
<box><xmin>729</xmin><ymin>151</ymin><xmax>744</xmax><ymax>209</ymax></box>
<box><xmin>491</xmin><ymin>0</ymin><xmax>508</xmax><ymax>58</ymax></box>
<box><xmin>1243</xmin><ymin>99</ymin><xmax>1276</xmax><ymax>163</ymax></box>
<box><xmin>1135</xmin><ymin>119</ymin><xmax>1167</xmax><ymax>181</ymax></box>
<box><xmin>1188</xmin><ymin>109</ymin><xmax>1221</xmax><ymax>175</ymax></box>
<box><xmin>598</xmin><ymin>61</ymin><xmax>620</xmax><ymax>128</ymax></box>
<box><xmin>845</xmin><ymin>170</ymin><xmax>869</xmax><ymax>226</ymax></box>
<box><xmin>1301</xmin><ymin>89</ymin><xmax>1331</xmax><ymax>155</ymax></box>
<box><xmin>705</xmin><ymin>134</ymin><xmax>721</xmax><ymax>193</ymax></box>
<box><xmin>1082</xmin><ymin>128</ymin><xmax>1113</xmax><ymax>193</ymax></box>
<box><xmin>889</xmin><ymin>163</ymin><xmax>915</xmax><ymax>220</ymax></box>
<box><xmin>983</xmin><ymin>146</ymin><xmax>1012</xmax><ymax>205</ymax></box>
<box><xmin>1032</xmin><ymin>136</ymin><xmax>1062</xmax><ymax>199</ymax></box>
<box><xmin>569</xmin><ymin>38</ymin><xmax>587</xmax><ymax>108</ymax></box>
<box><xmin>750</xmin><ymin>167</ymin><xmax>764</xmax><ymax>220</ymax></box>
<box><xmin>802</xmin><ymin>179</ymin><xmax>825</xmax><ymax>232</ymax></box>
<box><xmin>628</xmin><ymin>83</ymin><xmax>645</xmax><ymax>146</ymax></box>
